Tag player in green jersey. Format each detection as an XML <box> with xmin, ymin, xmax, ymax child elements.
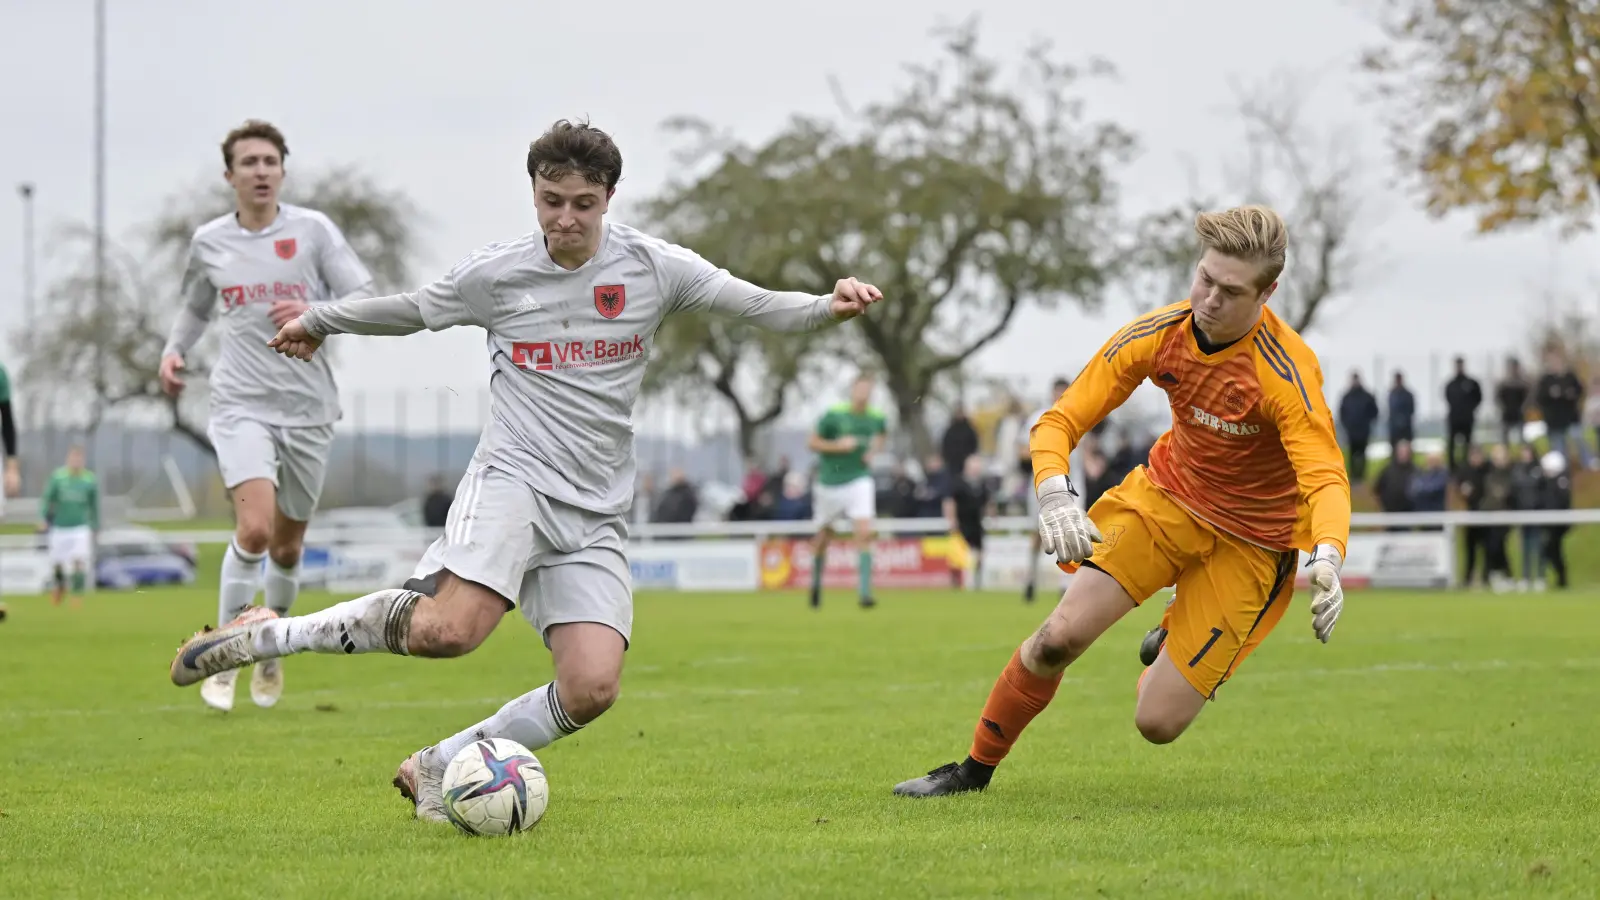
<box><xmin>40</xmin><ymin>446</ymin><xmax>99</xmax><ymax>607</ymax></box>
<box><xmin>806</xmin><ymin>374</ymin><xmax>888</xmax><ymax>609</ymax></box>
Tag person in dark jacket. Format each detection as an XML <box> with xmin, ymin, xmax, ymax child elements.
<box><xmin>1534</xmin><ymin>347</ymin><xmax>1584</xmax><ymax>463</ymax></box>
<box><xmin>1339</xmin><ymin>372</ymin><xmax>1380</xmax><ymax>482</ymax></box>
<box><xmin>1480</xmin><ymin>444</ymin><xmax>1516</xmax><ymax>589</ymax></box>
<box><xmin>1509</xmin><ymin>443</ymin><xmax>1546</xmax><ymax>590</ymax></box>
<box><xmin>1408</xmin><ymin>452</ymin><xmax>1450</xmax><ymax>524</ymax></box>
<box><xmin>1453</xmin><ymin>444</ymin><xmax>1490</xmax><ymax>588</ymax></box>
<box><xmin>1443</xmin><ymin>356</ymin><xmax>1482</xmax><ymax>470</ymax></box>
<box><xmin>940</xmin><ymin>407</ymin><xmax>980</xmax><ymax>480</ymax></box>
<box><xmin>1387</xmin><ymin>372</ymin><xmax>1416</xmax><ymax>447</ymax></box>
<box><xmin>1373</xmin><ymin>439</ymin><xmax>1416</xmax><ymax>529</ymax></box>
<box><xmin>1538</xmin><ymin>449</ymin><xmax>1572</xmax><ymax>589</ymax></box>
<box><xmin>421</xmin><ymin>475</ymin><xmax>452</xmax><ymax>530</ymax></box>
<box><xmin>1495</xmin><ymin>356</ymin><xmax>1530</xmax><ymax>445</ymax></box>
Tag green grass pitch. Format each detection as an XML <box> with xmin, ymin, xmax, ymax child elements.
<box><xmin>2</xmin><ymin>580</ymin><xmax>1597</xmax><ymax>898</ymax></box>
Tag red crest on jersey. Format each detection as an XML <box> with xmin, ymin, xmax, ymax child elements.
<box><xmin>1223</xmin><ymin>384</ymin><xmax>1247</xmax><ymax>414</ymax></box>
<box><xmin>594</xmin><ymin>284</ymin><xmax>626</xmax><ymax>319</ymax></box>
<box><xmin>274</xmin><ymin>238</ymin><xmax>297</xmax><ymax>260</ymax></box>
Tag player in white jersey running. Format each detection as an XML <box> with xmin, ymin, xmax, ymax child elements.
<box><xmin>160</xmin><ymin>120</ymin><xmax>374</xmax><ymax>713</ymax></box>
<box><xmin>167</xmin><ymin>119</ymin><xmax>884</xmax><ymax>822</ymax></box>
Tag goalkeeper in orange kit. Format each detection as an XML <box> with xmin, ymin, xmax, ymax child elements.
<box><xmin>893</xmin><ymin>205</ymin><xmax>1351</xmax><ymax>797</ymax></box>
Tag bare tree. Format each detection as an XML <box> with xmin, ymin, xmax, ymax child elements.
<box><xmin>637</xmin><ymin>18</ymin><xmax>1136</xmax><ymax>457</ymax></box>
<box><xmin>1127</xmin><ymin>71</ymin><xmax>1370</xmax><ymax>333</ymax></box>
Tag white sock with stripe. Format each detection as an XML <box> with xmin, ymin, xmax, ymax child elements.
<box><xmin>218</xmin><ymin>541</ymin><xmax>264</xmax><ymax>625</ymax></box>
<box><xmin>430</xmin><ymin>682</ymin><xmax>583</xmax><ymax>766</ymax></box>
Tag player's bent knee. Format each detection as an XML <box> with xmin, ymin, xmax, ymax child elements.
<box><xmin>408</xmin><ymin>572</ymin><xmax>508</xmax><ymax>657</ymax></box>
<box><xmin>1133</xmin><ymin>710</ymin><xmax>1190</xmax><ymax>745</ymax></box>
<box><xmin>234</xmin><ymin>520</ymin><xmax>272</xmax><ymax>554</ymax></box>
<box><xmin>560</xmin><ymin>675</ymin><xmax>620</xmax><ymax>725</ymax></box>
<box><xmin>267</xmin><ymin>539</ymin><xmax>304</xmax><ymax>569</ymax></box>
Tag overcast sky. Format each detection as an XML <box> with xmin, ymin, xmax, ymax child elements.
<box><xmin>5</xmin><ymin>0</ymin><xmax>1598</xmax><ymax>434</ymax></box>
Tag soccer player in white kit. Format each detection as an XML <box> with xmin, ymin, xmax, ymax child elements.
<box><xmin>159</xmin><ymin>120</ymin><xmax>375</xmax><ymax>712</ymax></box>
<box><xmin>168</xmin><ymin>119</ymin><xmax>884</xmax><ymax>822</ymax></box>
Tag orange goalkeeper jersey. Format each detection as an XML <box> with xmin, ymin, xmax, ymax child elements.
<box><xmin>1032</xmin><ymin>301</ymin><xmax>1350</xmax><ymax>557</ymax></box>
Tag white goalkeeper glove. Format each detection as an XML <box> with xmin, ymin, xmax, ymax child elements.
<box><xmin>1035</xmin><ymin>474</ymin><xmax>1102</xmax><ymax>564</ymax></box>
<box><xmin>1306</xmin><ymin>544</ymin><xmax>1344</xmax><ymax>643</ymax></box>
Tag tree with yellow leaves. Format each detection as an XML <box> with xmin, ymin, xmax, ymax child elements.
<box><xmin>1363</xmin><ymin>0</ymin><xmax>1600</xmax><ymax>234</ymax></box>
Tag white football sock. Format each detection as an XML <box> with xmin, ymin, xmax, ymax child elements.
<box><xmin>251</xmin><ymin>588</ymin><xmax>420</xmax><ymax>659</ymax></box>
<box><xmin>263</xmin><ymin>558</ymin><xmax>301</xmax><ymax>616</ymax></box>
<box><xmin>431</xmin><ymin>683</ymin><xmax>583</xmax><ymax>764</ymax></box>
<box><xmin>218</xmin><ymin>541</ymin><xmax>265</xmax><ymax>625</ymax></box>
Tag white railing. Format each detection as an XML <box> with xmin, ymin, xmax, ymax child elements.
<box><xmin>3</xmin><ymin>509</ymin><xmax>1600</xmax><ymax>551</ymax></box>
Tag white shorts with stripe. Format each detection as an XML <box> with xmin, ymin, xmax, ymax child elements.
<box><xmin>406</xmin><ymin>463</ymin><xmax>633</xmax><ymax>648</ymax></box>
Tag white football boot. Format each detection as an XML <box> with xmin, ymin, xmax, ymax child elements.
<box><xmin>250</xmin><ymin>659</ymin><xmax>283</xmax><ymax>708</ymax></box>
<box><xmin>393</xmin><ymin>746</ymin><xmax>450</xmax><ymax>823</ymax></box>
<box><xmin>170</xmin><ymin>606</ymin><xmax>278</xmax><ymax>687</ymax></box>
<box><xmin>199</xmin><ymin>670</ymin><xmax>239</xmax><ymax>712</ymax></box>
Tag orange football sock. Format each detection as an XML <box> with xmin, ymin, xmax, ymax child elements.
<box><xmin>968</xmin><ymin>647</ymin><xmax>1064</xmax><ymax>766</ymax></box>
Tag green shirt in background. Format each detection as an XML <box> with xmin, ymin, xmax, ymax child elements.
<box><xmin>814</xmin><ymin>403</ymin><xmax>887</xmax><ymax>486</ymax></box>
<box><xmin>42</xmin><ymin>467</ymin><xmax>99</xmax><ymax>529</ymax></box>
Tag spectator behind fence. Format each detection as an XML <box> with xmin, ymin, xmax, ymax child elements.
<box><xmin>1443</xmin><ymin>356</ymin><xmax>1482</xmax><ymax>470</ymax></box>
<box><xmin>1534</xmin><ymin>346</ymin><xmax>1584</xmax><ymax>464</ymax></box>
<box><xmin>1339</xmin><ymin>371</ymin><xmax>1380</xmax><ymax>482</ymax></box>
<box><xmin>1373</xmin><ymin>438</ymin><xmax>1415</xmax><ymax>527</ymax></box>
<box><xmin>1480</xmin><ymin>444</ymin><xmax>1516</xmax><ymax>590</ymax></box>
<box><xmin>1495</xmin><ymin>356</ymin><xmax>1530</xmax><ymax>445</ymax></box>
<box><xmin>773</xmin><ymin>470</ymin><xmax>812</xmax><ymax>521</ymax></box>
<box><xmin>940</xmin><ymin>406</ymin><xmax>979</xmax><ymax>480</ymax></box>
<box><xmin>1510</xmin><ymin>443</ymin><xmax>1547</xmax><ymax>591</ymax></box>
<box><xmin>1584</xmin><ymin>375</ymin><xmax>1600</xmax><ymax>471</ymax></box>
<box><xmin>1539</xmin><ymin>450</ymin><xmax>1572</xmax><ymax>589</ymax></box>
<box><xmin>421</xmin><ymin>475</ymin><xmax>452</xmax><ymax>529</ymax></box>
<box><xmin>1454</xmin><ymin>444</ymin><xmax>1490</xmax><ymax>588</ymax></box>
<box><xmin>1387</xmin><ymin>372</ymin><xmax>1416</xmax><ymax>446</ymax></box>
<box><xmin>652</xmin><ymin>468</ymin><xmax>698</xmax><ymax>525</ymax></box>
<box><xmin>916</xmin><ymin>454</ymin><xmax>951</xmax><ymax>518</ymax></box>
<box><xmin>1409</xmin><ymin>453</ymin><xmax>1449</xmax><ymax>525</ymax></box>
<box><xmin>883</xmin><ymin>459</ymin><xmax>918</xmax><ymax>519</ymax></box>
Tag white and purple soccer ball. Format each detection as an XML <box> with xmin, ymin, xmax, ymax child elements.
<box><xmin>440</xmin><ymin>738</ymin><xmax>549</xmax><ymax>836</ymax></box>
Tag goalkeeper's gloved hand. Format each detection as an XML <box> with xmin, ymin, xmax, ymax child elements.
<box><xmin>1035</xmin><ymin>474</ymin><xmax>1102</xmax><ymax>564</ymax></box>
<box><xmin>1306</xmin><ymin>544</ymin><xmax>1344</xmax><ymax>643</ymax></box>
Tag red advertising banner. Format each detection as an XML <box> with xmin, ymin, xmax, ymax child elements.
<box><xmin>758</xmin><ymin>536</ymin><xmax>960</xmax><ymax>590</ymax></box>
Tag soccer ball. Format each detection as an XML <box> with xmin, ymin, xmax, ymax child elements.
<box><xmin>440</xmin><ymin>738</ymin><xmax>549</xmax><ymax>836</ymax></box>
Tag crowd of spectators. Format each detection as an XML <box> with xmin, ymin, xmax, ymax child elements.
<box><xmin>1339</xmin><ymin>348</ymin><xmax>1586</xmax><ymax>592</ymax></box>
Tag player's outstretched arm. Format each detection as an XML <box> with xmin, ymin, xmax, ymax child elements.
<box><xmin>160</xmin><ymin>243</ymin><xmax>220</xmax><ymax>397</ymax></box>
<box><xmin>696</xmin><ymin>276</ymin><xmax>880</xmax><ymax>332</ymax></box>
<box><xmin>269</xmin><ymin>275</ymin><xmax>485</xmax><ymax>361</ymax></box>
<box><xmin>1259</xmin><ymin>333</ymin><xmax>1351</xmax><ymax>643</ymax></box>
<box><xmin>659</xmin><ymin>241</ymin><xmax>881</xmax><ymax>331</ymax></box>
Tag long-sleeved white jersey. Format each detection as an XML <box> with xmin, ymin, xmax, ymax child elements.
<box><xmin>299</xmin><ymin>221</ymin><xmax>841</xmax><ymax>515</ymax></box>
<box><xmin>163</xmin><ymin>203</ymin><xmax>374</xmax><ymax>426</ymax></box>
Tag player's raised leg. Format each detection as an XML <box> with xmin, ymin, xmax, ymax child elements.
<box><xmin>251</xmin><ymin>423</ymin><xmax>334</xmax><ymax>708</ymax></box>
<box><xmin>171</xmin><ymin>465</ymin><xmax>527</xmax><ymax>687</ymax></box>
<box><xmin>893</xmin><ymin>565</ymin><xmax>1136</xmax><ymax>796</ymax></box>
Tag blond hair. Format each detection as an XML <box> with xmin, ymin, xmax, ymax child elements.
<box><xmin>1193</xmin><ymin>205</ymin><xmax>1287</xmax><ymax>290</ymax></box>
